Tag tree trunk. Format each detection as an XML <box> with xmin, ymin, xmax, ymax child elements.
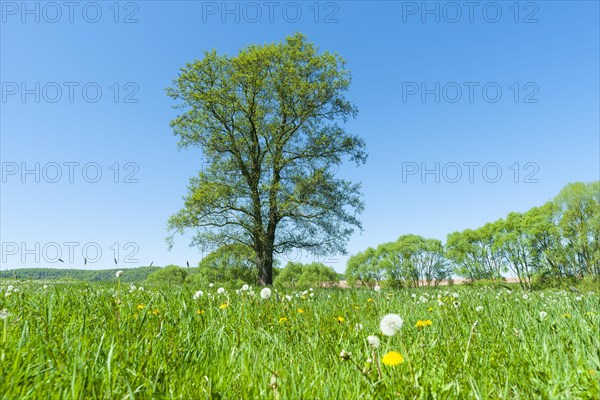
<box><xmin>257</xmin><ymin>243</ymin><xmax>274</xmax><ymax>286</ymax></box>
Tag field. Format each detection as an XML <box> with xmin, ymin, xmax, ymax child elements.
<box><xmin>1</xmin><ymin>281</ymin><xmax>598</xmax><ymax>399</ymax></box>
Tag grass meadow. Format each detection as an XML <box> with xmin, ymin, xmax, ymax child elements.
<box><xmin>0</xmin><ymin>281</ymin><xmax>598</xmax><ymax>399</ymax></box>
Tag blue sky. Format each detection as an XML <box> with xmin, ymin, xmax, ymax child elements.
<box><xmin>1</xmin><ymin>1</ymin><xmax>599</xmax><ymax>273</ymax></box>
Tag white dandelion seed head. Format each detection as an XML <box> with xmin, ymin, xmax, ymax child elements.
<box><xmin>138</xmin><ymin>286</ymin><xmax>144</xmax><ymax>291</ymax></box>
<box><xmin>115</xmin><ymin>270</ymin><xmax>124</xmax><ymax>278</ymax></box>
<box><xmin>437</xmin><ymin>300</ymin><xmax>444</xmax><ymax>306</ymax></box>
<box><xmin>235</xmin><ymin>289</ymin><xmax>241</xmax><ymax>295</ymax></box>
<box><xmin>374</xmin><ymin>285</ymin><xmax>381</xmax><ymax>292</ymax></box>
<box><xmin>260</xmin><ymin>287</ymin><xmax>271</xmax><ymax>299</ymax></box>
<box><xmin>7</xmin><ymin>285</ymin><xmax>14</xmax><ymax>292</ymax></box>
<box><xmin>0</xmin><ymin>309</ymin><xmax>9</xmax><ymax>320</ymax></box>
<box><xmin>241</xmin><ymin>284</ymin><xmax>249</xmax><ymax>291</ymax></box>
<box><xmin>476</xmin><ymin>306</ymin><xmax>484</xmax><ymax>312</ymax></box>
<box><xmin>354</xmin><ymin>323</ymin><xmax>363</xmax><ymax>331</ymax></box>
<box><xmin>367</xmin><ymin>335</ymin><xmax>380</xmax><ymax>349</ymax></box>
<box><xmin>310</xmin><ymin>292</ymin><xmax>314</xmax><ymax>297</ymax></box>
<box><xmin>217</xmin><ymin>287</ymin><xmax>225</xmax><ymax>295</ymax></box>
<box><xmin>522</xmin><ymin>294</ymin><xmax>529</xmax><ymax>300</ymax></box>
<box><xmin>285</xmin><ymin>295</ymin><xmax>292</xmax><ymax>301</ymax></box>
<box><xmin>380</xmin><ymin>313</ymin><xmax>404</xmax><ymax>336</ymax></box>
<box><xmin>411</xmin><ymin>293</ymin><xmax>417</xmax><ymax>298</ymax></box>
<box><xmin>575</xmin><ymin>296</ymin><xmax>582</xmax><ymax>302</ymax></box>
<box><xmin>453</xmin><ymin>301</ymin><xmax>460</xmax><ymax>308</ymax></box>
<box><xmin>339</xmin><ymin>350</ymin><xmax>351</xmax><ymax>360</ymax></box>
<box><xmin>193</xmin><ymin>290</ymin><xmax>203</xmax><ymax>300</ymax></box>
<box><xmin>452</xmin><ymin>293</ymin><xmax>459</xmax><ymax>299</ymax></box>
<box><xmin>539</xmin><ymin>311</ymin><xmax>548</xmax><ymax>320</ymax></box>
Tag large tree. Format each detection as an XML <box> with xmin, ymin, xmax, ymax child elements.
<box><xmin>166</xmin><ymin>33</ymin><xmax>367</xmax><ymax>285</ymax></box>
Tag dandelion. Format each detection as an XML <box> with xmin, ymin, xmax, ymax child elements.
<box><xmin>260</xmin><ymin>288</ymin><xmax>272</xmax><ymax>299</ymax></box>
<box><xmin>415</xmin><ymin>319</ymin><xmax>432</xmax><ymax>328</ymax></box>
<box><xmin>309</xmin><ymin>292</ymin><xmax>314</xmax><ymax>297</ymax></box>
<box><xmin>562</xmin><ymin>313</ymin><xmax>570</xmax><ymax>318</ymax></box>
<box><xmin>285</xmin><ymin>295</ymin><xmax>292</xmax><ymax>301</ymax></box>
<box><xmin>336</xmin><ymin>316</ymin><xmax>345</xmax><ymax>323</ymax></box>
<box><xmin>476</xmin><ymin>306</ymin><xmax>484</xmax><ymax>313</ymax></box>
<box><xmin>217</xmin><ymin>287</ymin><xmax>225</xmax><ymax>295</ymax></box>
<box><xmin>367</xmin><ymin>298</ymin><xmax>374</xmax><ymax>303</ymax></box>
<box><xmin>382</xmin><ymin>351</ymin><xmax>404</xmax><ymax>366</ymax></box>
<box><xmin>219</xmin><ymin>303</ymin><xmax>228</xmax><ymax>310</ymax></box>
<box><xmin>380</xmin><ymin>313</ymin><xmax>404</xmax><ymax>336</ymax></box>
<box><xmin>137</xmin><ymin>304</ymin><xmax>145</xmax><ymax>310</ymax></box>
<box><xmin>297</xmin><ymin>308</ymin><xmax>304</xmax><ymax>314</ymax></box>
<box><xmin>452</xmin><ymin>293</ymin><xmax>459</xmax><ymax>299</ymax></box>
<box><xmin>428</xmin><ymin>307</ymin><xmax>434</xmax><ymax>312</ymax></box>
<box><xmin>411</xmin><ymin>293</ymin><xmax>417</xmax><ymax>298</ymax></box>
<box><xmin>575</xmin><ymin>296</ymin><xmax>582</xmax><ymax>302</ymax></box>
<box><xmin>278</xmin><ymin>317</ymin><xmax>288</xmax><ymax>324</ymax></box>
<box><xmin>138</xmin><ymin>286</ymin><xmax>144</xmax><ymax>291</ymax></box>
<box><xmin>539</xmin><ymin>311</ymin><xmax>547</xmax><ymax>320</ymax></box>
<box><xmin>0</xmin><ymin>309</ymin><xmax>9</xmax><ymax>320</ymax></box>
<box><xmin>209</xmin><ymin>283</ymin><xmax>214</xmax><ymax>288</ymax></box>
<box><xmin>196</xmin><ymin>309</ymin><xmax>204</xmax><ymax>315</ymax></box>
<box><xmin>367</xmin><ymin>335</ymin><xmax>380</xmax><ymax>349</ymax></box>
<box><xmin>354</xmin><ymin>323</ymin><xmax>363</xmax><ymax>331</ymax></box>
<box><xmin>339</xmin><ymin>350</ymin><xmax>351</xmax><ymax>360</ymax></box>
<box><xmin>43</xmin><ymin>284</ymin><xmax>48</xmax><ymax>290</ymax></box>
<box><xmin>374</xmin><ymin>285</ymin><xmax>381</xmax><ymax>292</ymax></box>
<box><xmin>193</xmin><ymin>290</ymin><xmax>203</xmax><ymax>300</ymax></box>
<box><xmin>115</xmin><ymin>270</ymin><xmax>124</xmax><ymax>278</ymax></box>
<box><xmin>453</xmin><ymin>301</ymin><xmax>460</xmax><ymax>308</ymax></box>
<box><xmin>152</xmin><ymin>309</ymin><xmax>159</xmax><ymax>315</ymax></box>
<box><xmin>522</xmin><ymin>294</ymin><xmax>529</xmax><ymax>300</ymax></box>
<box><xmin>242</xmin><ymin>284</ymin><xmax>249</xmax><ymax>291</ymax></box>
<box><xmin>437</xmin><ymin>300</ymin><xmax>444</xmax><ymax>307</ymax></box>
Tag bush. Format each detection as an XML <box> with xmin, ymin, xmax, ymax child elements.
<box><xmin>145</xmin><ymin>265</ymin><xmax>188</xmax><ymax>285</ymax></box>
<box><xmin>274</xmin><ymin>262</ymin><xmax>338</xmax><ymax>289</ymax></box>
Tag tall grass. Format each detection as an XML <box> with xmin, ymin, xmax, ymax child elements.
<box><xmin>1</xmin><ymin>281</ymin><xmax>598</xmax><ymax>399</ymax></box>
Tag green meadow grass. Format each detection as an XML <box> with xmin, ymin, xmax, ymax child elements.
<box><xmin>1</xmin><ymin>282</ymin><xmax>598</xmax><ymax>399</ymax></box>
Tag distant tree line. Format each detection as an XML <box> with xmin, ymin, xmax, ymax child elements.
<box><xmin>345</xmin><ymin>181</ymin><xmax>600</xmax><ymax>288</ymax></box>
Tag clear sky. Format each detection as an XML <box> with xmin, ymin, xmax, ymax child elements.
<box><xmin>1</xmin><ymin>0</ymin><xmax>599</xmax><ymax>273</ymax></box>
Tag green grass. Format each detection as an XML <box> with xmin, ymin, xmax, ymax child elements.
<box><xmin>1</xmin><ymin>281</ymin><xmax>598</xmax><ymax>399</ymax></box>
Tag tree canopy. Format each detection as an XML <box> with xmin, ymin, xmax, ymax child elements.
<box><xmin>166</xmin><ymin>33</ymin><xmax>367</xmax><ymax>285</ymax></box>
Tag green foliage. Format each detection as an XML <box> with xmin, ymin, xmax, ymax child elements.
<box><xmin>0</xmin><ymin>267</ymin><xmax>160</xmax><ymax>282</ymax></box>
<box><xmin>166</xmin><ymin>33</ymin><xmax>367</xmax><ymax>285</ymax></box>
<box><xmin>186</xmin><ymin>244</ymin><xmax>257</xmax><ymax>287</ymax></box>
<box><xmin>145</xmin><ymin>265</ymin><xmax>188</xmax><ymax>285</ymax></box>
<box><xmin>274</xmin><ymin>261</ymin><xmax>338</xmax><ymax>289</ymax></box>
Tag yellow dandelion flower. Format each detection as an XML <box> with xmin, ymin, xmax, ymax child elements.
<box><xmin>354</xmin><ymin>305</ymin><xmax>360</xmax><ymax>310</ymax></box>
<box><xmin>220</xmin><ymin>303</ymin><xmax>228</xmax><ymax>309</ymax></box>
<box><xmin>197</xmin><ymin>309</ymin><xmax>204</xmax><ymax>315</ymax></box>
<box><xmin>382</xmin><ymin>351</ymin><xmax>404</xmax><ymax>366</ymax></box>
<box><xmin>367</xmin><ymin>298</ymin><xmax>374</xmax><ymax>303</ymax></box>
<box><xmin>152</xmin><ymin>309</ymin><xmax>160</xmax><ymax>315</ymax></box>
<box><xmin>297</xmin><ymin>308</ymin><xmax>304</xmax><ymax>314</ymax></box>
<box><xmin>588</xmin><ymin>369</ymin><xmax>596</xmax><ymax>376</ymax></box>
<box><xmin>278</xmin><ymin>317</ymin><xmax>288</xmax><ymax>324</ymax></box>
<box><xmin>428</xmin><ymin>307</ymin><xmax>434</xmax><ymax>312</ymax></box>
<box><xmin>337</xmin><ymin>316</ymin><xmax>345</xmax><ymax>323</ymax></box>
<box><xmin>416</xmin><ymin>319</ymin><xmax>433</xmax><ymax>328</ymax></box>
<box><xmin>562</xmin><ymin>313</ymin><xmax>570</xmax><ymax>318</ymax></box>
<box><xmin>137</xmin><ymin>304</ymin><xmax>145</xmax><ymax>310</ymax></box>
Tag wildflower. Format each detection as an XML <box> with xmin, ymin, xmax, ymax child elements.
<box><xmin>367</xmin><ymin>298</ymin><xmax>374</xmax><ymax>303</ymax></box>
<box><xmin>278</xmin><ymin>317</ymin><xmax>288</xmax><ymax>324</ymax></box>
<box><xmin>452</xmin><ymin>293</ymin><xmax>459</xmax><ymax>299</ymax></box>
<box><xmin>354</xmin><ymin>323</ymin><xmax>363</xmax><ymax>331</ymax></box>
<box><xmin>575</xmin><ymin>296</ymin><xmax>582</xmax><ymax>302</ymax></box>
<box><xmin>453</xmin><ymin>301</ymin><xmax>460</xmax><ymax>308</ymax></box>
<box><xmin>374</xmin><ymin>285</ymin><xmax>381</xmax><ymax>292</ymax></box>
<box><xmin>353</xmin><ymin>305</ymin><xmax>360</xmax><ymax>310</ymax></box>
<box><xmin>193</xmin><ymin>290</ymin><xmax>203</xmax><ymax>300</ymax></box>
<box><xmin>476</xmin><ymin>306</ymin><xmax>484</xmax><ymax>313</ymax></box>
<box><xmin>152</xmin><ymin>309</ymin><xmax>159</xmax><ymax>315</ymax></box>
<box><xmin>219</xmin><ymin>303</ymin><xmax>228</xmax><ymax>310</ymax></box>
<box><xmin>138</xmin><ymin>286</ymin><xmax>144</xmax><ymax>291</ymax></box>
<box><xmin>285</xmin><ymin>295</ymin><xmax>292</xmax><ymax>301</ymax></box>
<box><xmin>522</xmin><ymin>294</ymin><xmax>529</xmax><ymax>300</ymax></box>
<box><xmin>0</xmin><ymin>309</ymin><xmax>9</xmax><ymax>320</ymax></box>
<box><xmin>380</xmin><ymin>313</ymin><xmax>404</xmax><ymax>336</ymax></box>
<box><xmin>115</xmin><ymin>270</ymin><xmax>124</xmax><ymax>278</ymax></box>
<box><xmin>297</xmin><ymin>308</ymin><xmax>304</xmax><ymax>314</ymax></box>
<box><xmin>562</xmin><ymin>313</ymin><xmax>570</xmax><ymax>318</ymax></box>
<box><xmin>217</xmin><ymin>287</ymin><xmax>225</xmax><ymax>295</ymax></box>
<box><xmin>209</xmin><ymin>283</ymin><xmax>214</xmax><ymax>288</ymax></box>
<box><xmin>336</xmin><ymin>316</ymin><xmax>345</xmax><ymax>323</ymax></box>
<box><xmin>309</xmin><ymin>292</ymin><xmax>314</xmax><ymax>297</ymax></box>
<box><xmin>260</xmin><ymin>287</ymin><xmax>272</xmax><ymax>299</ymax></box>
<box><xmin>196</xmin><ymin>309</ymin><xmax>204</xmax><ymax>315</ymax></box>
<box><xmin>137</xmin><ymin>304</ymin><xmax>145</xmax><ymax>310</ymax></box>
<box><xmin>428</xmin><ymin>307</ymin><xmax>434</xmax><ymax>312</ymax></box>
<box><xmin>415</xmin><ymin>319</ymin><xmax>432</xmax><ymax>328</ymax></box>
<box><xmin>43</xmin><ymin>284</ymin><xmax>48</xmax><ymax>290</ymax></box>
<box><xmin>411</xmin><ymin>293</ymin><xmax>417</xmax><ymax>298</ymax></box>
<box><xmin>437</xmin><ymin>300</ymin><xmax>444</xmax><ymax>306</ymax></box>
<box><xmin>539</xmin><ymin>311</ymin><xmax>547</xmax><ymax>320</ymax></box>
<box><xmin>367</xmin><ymin>335</ymin><xmax>380</xmax><ymax>349</ymax></box>
<box><xmin>339</xmin><ymin>350</ymin><xmax>351</xmax><ymax>360</ymax></box>
<box><xmin>382</xmin><ymin>351</ymin><xmax>404</xmax><ymax>366</ymax></box>
<box><xmin>242</xmin><ymin>284</ymin><xmax>249</xmax><ymax>291</ymax></box>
